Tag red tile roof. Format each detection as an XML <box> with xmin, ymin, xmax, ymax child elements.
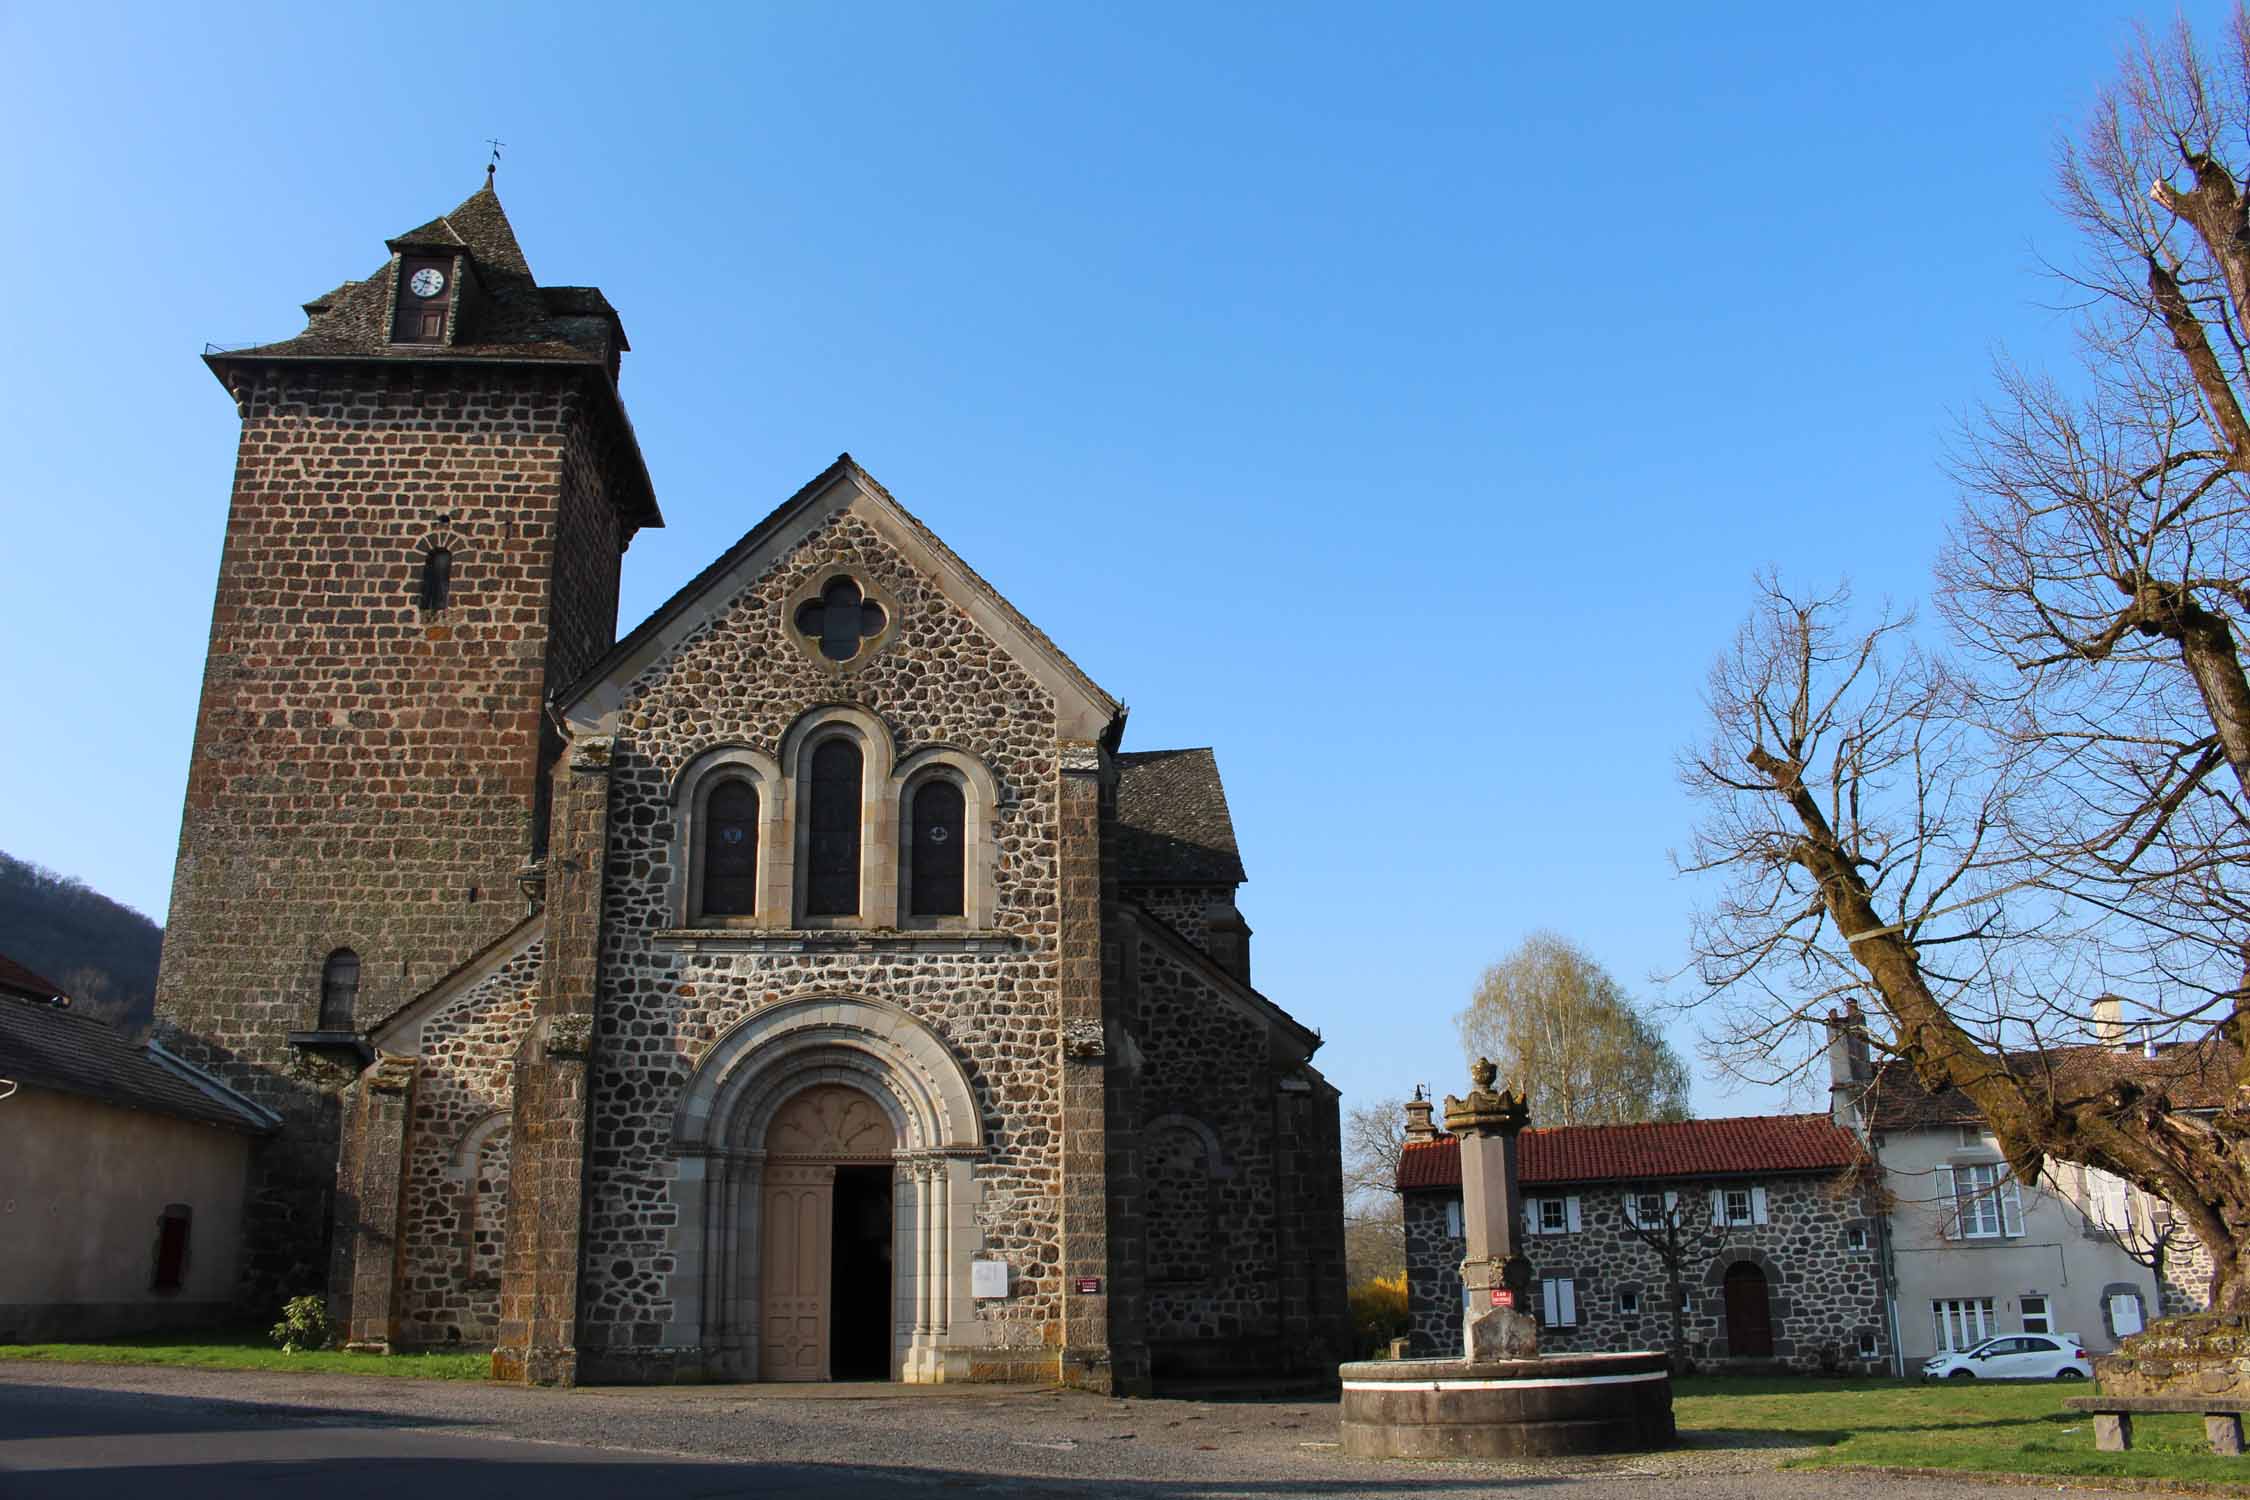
<box><xmin>0</xmin><ymin>952</ymin><xmax>68</xmax><ymax>1003</ymax></box>
<box><xmin>1396</xmin><ymin>1113</ymin><xmax>1865</xmax><ymax>1192</ymax></box>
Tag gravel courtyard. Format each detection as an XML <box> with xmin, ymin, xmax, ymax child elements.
<box><xmin>0</xmin><ymin>1361</ymin><xmax>2166</xmax><ymax>1499</ymax></box>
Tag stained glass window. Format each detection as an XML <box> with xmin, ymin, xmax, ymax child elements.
<box><xmin>702</xmin><ymin>780</ymin><xmax>759</xmax><ymax>916</ymax></box>
<box><xmin>805</xmin><ymin>739</ymin><xmax>862</xmax><ymax>916</ymax></box>
<box><xmin>910</xmin><ymin>778</ymin><xmax>966</xmax><ymax>917</ymax></box>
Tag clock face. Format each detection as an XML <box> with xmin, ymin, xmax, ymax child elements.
<box><xmin>409</xmin><ymin>268</ymin><xmax>447</xmax><ymax>298</ymax></box>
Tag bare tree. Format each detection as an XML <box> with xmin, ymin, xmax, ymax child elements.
<box><xmin>1681</xmin><ymin>575</ymin><xmax>2250</xmax><ymax>1307</ymax></box>
<box><xmin>1456</xmin><ymin>933</ymin><xmax>1692</xmax><ymax>1127</ymax></box>
<box><xmin>1343</xmin><ymin>1098</ymin><xmax>1407</xmax><ymax>1283</ymax></box>
<box><xmin>1615</xmin><ymin>1184</ymin><xmax>1724</xmax><ymax>1369</ymax></box>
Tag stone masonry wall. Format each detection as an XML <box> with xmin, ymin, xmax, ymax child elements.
<box><xmin>1129</xmin><ymin>935</ymin><xmax>1277</xmax><ymax>1359</ymax></box>
<box><xmin>155</xmin><ymin>361</ymin><xmax>630</xmax><ymax>1305</ymax></box>
<box><xmin>397</xmin><ymin>938</ymin><xmax>541</xmax><ymax>1348</ymax></box>
<box><xmin>1405</xmin><ymin>1174</ymin><xmax>1890</xmax><ymax>1372</ymax></box>
<box><xmin>576</xmin><ymin>506</ymin><xmax>1074</xmax><ymax>1368</ymax></box>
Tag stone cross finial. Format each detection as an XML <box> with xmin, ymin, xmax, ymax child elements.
<box><xmin>1445</xmin><ymin>1056</ymin><xmax>1538</xmax><ymax>1362</ymax></box>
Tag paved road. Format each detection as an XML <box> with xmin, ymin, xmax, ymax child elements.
<box><xmin>0</xmin><ymin>1361</ymin><xmax>2147</xmax><ymax>1499</ymax></box>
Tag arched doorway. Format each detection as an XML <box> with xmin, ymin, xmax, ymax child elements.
<box><xmin>1723</xmin><ymin>1261</ymin><xmax>1774</xmax><ymax>1358</ymax></box>
<box><xmin>662</xmin><ymin>996</ymin><xmax>984</xmax><ymax>1383</ymax></box>
<box><xmin>759</xmin><ymin>1085</ymin><xmax>897</xmax><ymax>1380</ymax></box>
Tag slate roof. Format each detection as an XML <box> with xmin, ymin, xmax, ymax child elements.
<box><xmin>1397</xmin><ymin>1113</ymin><xmax>1866</xmax><ymax>1192</ymax></box>
<box><xmin>1856</xmin><ymin>1040</ymin><xmax>2240</xmax><ymax>1133</ymax></box>
<box><xmin>205</xmin><ymin>176</ymin><xmax>659</xmax><ymax>528</ymax></box>
<box><xmin>222</xmin><ymin>177</ymin><xmax>618</xmax><ymax>366</ymax></box>
<box><xmin>0</xmin><ymin>953</ymin><xmax>68</xmax><ymax>1003</ymax></box>
<box><xmin>0</xmin><ymin>995</ymin><xmax>274</xmax><ymax>1133</ymax></box>
<box><xmin>1114</xmin><ymin>748</ymin><xmax>1246</xmax><ymax>886</ymax></box>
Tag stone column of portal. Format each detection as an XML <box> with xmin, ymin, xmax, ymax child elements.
<box><xmin>1444</xmin><ymin>1057</ymin><xmax>1539</xmax><ymax>1361</ymax></box>
<box><xmin>909</xmin><ymin>1160</ymin><xmax>934</xmax><ymax>1382</ymax></box>
<box><xmin>934</xmin><ymin>1163</ymin><xmax>953</xmax><ymax>1342</ymax></box>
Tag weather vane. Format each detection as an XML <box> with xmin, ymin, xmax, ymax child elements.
<box><xmin>485</xmin><ymin>138</ymin><xmax>506</xmax><ymax>174</ymax></box>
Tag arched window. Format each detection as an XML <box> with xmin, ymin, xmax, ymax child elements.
<box><xmin>805</xmin><ymin>738</ymin><xmax>863</xmax><ymax>916</ymax></box>
<box><xmin>319</xmin><ymin>949</ymin><xmax>360</xmax><ymax>1030</ymax></box>
<box><xmin>702</xmin><ymin>779</ymin><xmax>760</xmax><ymax>916</ymax></box>
<box><xmin>909</xmin><ymin>778</ymin><xmax>966</xmax><ymax>917</ymax></box>
<box><xmin>418</xmin><ymin>547</ymin><xmax>452</xmax><ymax>611</ymax></box>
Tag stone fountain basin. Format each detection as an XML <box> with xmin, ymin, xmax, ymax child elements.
<box><xmin>1338</xmin><ymin>1349</ymin><xmax>1674</xmax><ymax>1459</ymax></box>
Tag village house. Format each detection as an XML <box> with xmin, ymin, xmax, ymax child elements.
<box><xmin>1397</xmin><ymin>1098</ymin><xmax>1891</xmax><ymax>1372</ymax></box>
<box><xmin>1827</xmin><ymin>1004</ymin><xmax>2218</xmax><ymax>1369</ymax></box>
<box><xmin>0</xmin><ymin>955</ymin><xmax>276</xmax><ymax>1340</ymax></box>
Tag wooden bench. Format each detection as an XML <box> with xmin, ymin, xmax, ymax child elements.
<box><xmin>2063</xmin><ymin>1395</ymin><xmax>2250</xmax><ymax>1454</ymax></box>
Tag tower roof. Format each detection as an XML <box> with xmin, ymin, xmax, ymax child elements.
<box><xmin>386</xmin><ymin>178</ymin><xmax>534</xmax><ymax>279</ymax></box>
<box><xmin>204</xmin><ymin>175</ymin><xmax>659</xmax><ymax>530</ymax></box>
<box><xmin>213</xmin><ymin>177</ymin><xmax>628</xmax><ymax>369</ymax></box>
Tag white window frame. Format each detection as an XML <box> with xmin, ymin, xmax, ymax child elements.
<box><xmin>1940</xmin><ymin>1162</ymin><xmax>2024</xmax><ymax>1239</ymax></box>
<box><xmin>1527</xmin><ymin>1195</ymin><xmax>1582</xmax><ymax>1235</ymax></box>
<box><xmin>1933</xmin><ymin>1296</ymin><xmax>1998</xmax><ymax>1352</ymax></box>
<box><xmin>1846</xmin><ymin>1224</ymin><xmax>1868</xmax><ymax>1251</ymax></box>
<box><xmin>1708</xmin><ymin>1184</ymin><xmax>1769</xmax><ymax>1227</ymax></box>
<box><xmin>1539</xmin><ymin>1277</ymin><xmax>1578</xmax><ymax>1328</ymax></box>
<box><xmin>1617</xmin><ymin>1287</ymin><xmax>1640</xmax><ymax>1315</ymax></box>
<box><xmin>2021</xmin><ymin>1295</ymin><xmax>2050</xmax><ymax>1334</ymax></box>
<box><xmin>1444</xmin><ymin>1199</ymin><xmax>1463</xmax><ymax>1240</ymax></box>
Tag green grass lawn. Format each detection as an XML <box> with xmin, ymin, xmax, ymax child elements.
<box><xmin>0</xmin><ymin>1333</ymin><xmax>486</xmax><ymax>1381</ymax></box>
<box><xmin>1678</xmin><ymin>1374</ymin><xmax>2250</xmax><ymax>1488</ymax></box>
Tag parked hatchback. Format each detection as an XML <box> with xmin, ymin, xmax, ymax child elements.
<box><xmin>1923</xmin><ymin>1333</ymin><xmax>2091</xmax><ymax>1380</ymax></box>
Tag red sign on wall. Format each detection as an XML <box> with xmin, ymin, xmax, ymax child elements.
<box><xmin>1075</xmin><ymin>1277</ymin><xmax>1103</xmax><ymax>1294</ymax></box>
<box><xmin>1492</xmin><ymin>1288</ymin><xmax>1514</xmax><ymax>1308</ymax></box>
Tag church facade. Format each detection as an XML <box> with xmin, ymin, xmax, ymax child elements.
<box><xmin>153</xmin><ymin>177</ymin><xmax>1347</xmax><ymax>1391</ymax></box>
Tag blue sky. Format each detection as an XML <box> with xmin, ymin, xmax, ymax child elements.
<box><xmin>1</xmin><ymin>1</ymin><xmax>2222</xmax><ymax>1125</ymax></box>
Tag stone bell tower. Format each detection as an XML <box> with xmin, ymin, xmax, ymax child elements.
<box><xmin>153</xmin><ymin>172</ymin><xmax>661</xmax><ymax>1304</ymax></box>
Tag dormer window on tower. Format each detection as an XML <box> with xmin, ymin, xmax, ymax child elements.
<box><xmin>393</xmin><ymin>255</ymin><xmax>455</xmax><ymax>344</ymax></box>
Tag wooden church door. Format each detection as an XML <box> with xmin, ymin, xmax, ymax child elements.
<box><xmin>761</xmin><ymin>1163</ymin><xmax>834</xmax><ymax>1381</ymax></box>
<box><xmin>758</xmin><ymin>1085</ymin><xmax>898</xmax><ymax>1382</ymax></box>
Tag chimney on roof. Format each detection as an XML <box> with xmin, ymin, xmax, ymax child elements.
<box><xmin>2144</xmin><ymin>1034</ymin><xmax>2161</xmax><ymax>1061</ymax></box>
<box><xmin>1403</xmin><ymin>1086</ymin><xmax>1437</xmax><ymax>1142</ymax></box>
<box><xmin>2094</xmin><ymin>996</ymin><xmax>2126</xmax><ymax>1050</ymax></box>
<box><xmin>1826</xmin><ymin>1000</ymin><xmax>1872</xmax><ymax>1132</ymax></box>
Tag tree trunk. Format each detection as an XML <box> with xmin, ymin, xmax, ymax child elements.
<box><xmin>1746</xmin><ymin>743</ymin><xmax>2250</xmax><ymax>1312</ymax></box>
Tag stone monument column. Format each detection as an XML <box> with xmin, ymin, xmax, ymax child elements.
<box><xmin>1444</xmin><ymin>1057</ymin><xmax>1539</xmax><ymax>1361</ymax></box>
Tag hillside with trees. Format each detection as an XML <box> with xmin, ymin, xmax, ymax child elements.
<box><xmin>0</xmin><ymin>851</ymin><xmax>162</xmax><ymax>1030</ymax></box>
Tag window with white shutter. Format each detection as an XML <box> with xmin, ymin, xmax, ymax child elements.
<box><xmin>1444</xmin><ymin>1199</ymin><xmax>1463</xmax><ymax>1240</ymax></box>
<box><xmin>1539</xmin><ymin>1277</ymin><xmax>1578</xmax><ymax>1327</ymax></box>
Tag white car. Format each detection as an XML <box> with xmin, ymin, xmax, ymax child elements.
<box><xmin>1923</xmin><ymin>1333</ymin><xmax>2091</xmax><ymax>1380</ymax></box>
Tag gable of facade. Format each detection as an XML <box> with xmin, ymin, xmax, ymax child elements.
<box><xmin>1397</xmin><ymin>1112</ymin><xmax>1888</xmax><ymax>1373</ymax></box>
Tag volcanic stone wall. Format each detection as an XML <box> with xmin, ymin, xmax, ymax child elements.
<box><xmin>1130</xmin><ymin>935</ymin><xmax>1278</xmax><ymax>1353</ymax></box>
<box><xmin>396</xmin><ymin>937</ymin><xmax>542</xmax><ymax>1347</ymax></box>
<box><xmin>1405</xmin><ymin>1173</ymin><xmax>1890</xmax><ymax>1372</ymax></box>
<box><xmin>153</xmin><ymin>361</ymin><xmax>629</xmax><ymax>1305</ymax></box>
<box><xmin>573</xmin><ymin>508</ymin><xmax>1077</xmax><ymax>1370</ymax></box>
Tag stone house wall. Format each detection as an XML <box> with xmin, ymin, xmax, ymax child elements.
<box><xmin>1405</xmin><ymin>1172</ymin><xmax>1890</xmax><ymax>1373</ymax></box>
<box><xmin>154</xmin><ymin>361</ymin><xmax>632</xmax><ymax>1304</ymax></box>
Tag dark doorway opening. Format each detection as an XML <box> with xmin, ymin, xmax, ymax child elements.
<box><xmin>830</xmin><ymin>1166</ymin><xmax>894</xmax><ymax>1379</ymax></box>
<box><xmin>1723</xmin><ymin>1261</ymin><xmax>1774</xmax><ymax>1357</ymax></box>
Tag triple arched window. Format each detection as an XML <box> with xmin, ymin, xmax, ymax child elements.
<box><xmin>673</xmin><ymin>712</ymin><xmax>996</xmax><ymax>930</ymax></box>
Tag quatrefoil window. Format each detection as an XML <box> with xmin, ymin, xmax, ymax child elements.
<box><xmin>794</xmin><ymin>575</ymin><xmax>888</xmax><ymax>663</ymax></box>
